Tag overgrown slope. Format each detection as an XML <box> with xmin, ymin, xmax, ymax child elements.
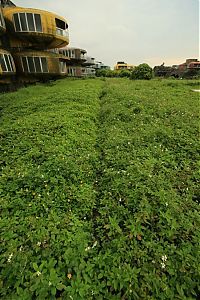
<box><xmin>0</xmin><ymin>78</ymin><xmax>199</xmax><ymax>299</ymax></box>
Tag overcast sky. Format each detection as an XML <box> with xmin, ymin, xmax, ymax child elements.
<box><xmin>15</xmin><ymin>0</ymin><xmax>199</xmax><ymax>68</ymax></box>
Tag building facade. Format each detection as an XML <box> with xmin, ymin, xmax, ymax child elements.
<box><xmin>114</xmin><ymin>61</ymin><xmax>134</xmax><ymax>71</ymax></box>
<box><xmin>0</xmin><ymin>0</ymin><xmax>70</xmax><ymax>86</ymax></box>
<box><xmin>0</xmin><ymin>0</ymin><xmax>107</xmax><ymax>88</ymax></box>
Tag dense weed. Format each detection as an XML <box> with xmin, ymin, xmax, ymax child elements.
<box><xmin>0</xmin><ymin>78</ymin><xmax>199</xmax><ymax>299</ymax></box>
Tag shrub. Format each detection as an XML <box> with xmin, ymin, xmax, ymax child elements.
<box><xmin>182</xmin><ymin>68</ymin><xmax>200</xmax><ymax>79</ymax></box>
<box><xmin>118</xmin><ymin>70</ymin><xmax>131</xmax><ymax>78</ymax></box>
<box><xmin>131</xmin><ymin>63</ymin><xmax>153</xmax><ymax>80</ymax></box>
<box><xmin>95</xmin><ymin>69</ymin><xmax>108</xmax><ymax>77</ymax></box>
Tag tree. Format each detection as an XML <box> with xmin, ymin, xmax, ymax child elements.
<box><xmin>95</xmin><ymin>69</ymin><xmax>108</xmax><ymax>77</ymax></box>
<box><xmin>118</xmin><ymin>70</ymin><xmax>131</xmax><ymax>78</ymax></box>
<box><xmin>182</xmin><ymin>68</ymin><xmax>200</xmax><ymax>79</ymax></box>
<box><xmin>130</xmin><ymin>63</ymin><xmax>153</xmax><ymax>80</ymax></box>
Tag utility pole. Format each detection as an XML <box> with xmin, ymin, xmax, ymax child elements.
<box><xmin>0</xmin><ymin>0</ymin><xmax>16</xmax><ymax>7</ymax></box>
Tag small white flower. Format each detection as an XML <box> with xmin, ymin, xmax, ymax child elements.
<box><xmin>37</xmin><ymin>242</ymin><xmax>42</xmax><ymax>246</ymax></box>
<box><xmin>161</xmin><ymin>262</ymin><xmax>166</xmax><ymax>269</ymax></box>
<box><xmin>162</xmin><ymin>255</ymin><xmax>167</xmax><ymax>262</ymax></box>
<box><xmin>7</xmin><ymin>253</ymin><xmax>13</xmax><ymax>263</ymax></box>
<box><xmin>165</xmin><ymin>202</ymin><xmax>168</xmax><ymax>207</ymax></box>
<box><xmin>85</xmin><ymin>246</ymin><xmax>91</xmax><ymax>251</ymax></box>
<box><xmin>36</xmin><ymin>271</ymin><xmax>41</xmax><ymax>276</ymax></box>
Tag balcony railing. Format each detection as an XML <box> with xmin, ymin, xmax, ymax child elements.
<box><xmin>56</xmin><ymin>27</ymin><xmax>69</xmax><ymax>38</ymax></box>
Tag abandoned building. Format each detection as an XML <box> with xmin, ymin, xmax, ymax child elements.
<box><xmin>0</xmin><ymin>0</ymin><xmax>103</xmax><ymax>88</ymax></box>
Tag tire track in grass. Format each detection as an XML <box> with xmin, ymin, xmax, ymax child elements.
<box><xmin>92</xmin><ymin>81</ymin><xmax>108</xmax><ymax>243</ymax></box>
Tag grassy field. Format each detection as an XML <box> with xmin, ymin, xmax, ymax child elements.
<box><xmin>0</xmin><ymin>78</ymin><xmax>199</xmax><ymax>299</ymax></box>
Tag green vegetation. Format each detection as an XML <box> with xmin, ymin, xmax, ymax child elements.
<box><xmin>96</xmin><ymin>69</ymin><xmax>131</xmax><ymax>78</ymax></box>
<box><xmin>0</xmin><ymin>78</ymin><xmax>199</xmax><ymax>299</ymax></box>
<box><xmin>182</xmin><ymin>68</ymin><xmax>200</xmax><ymax>79</ymax></box>
<box><xmin>130</xmin><ymin>63</ymin><xmax>153</xmax><ymax>80</ymax></box>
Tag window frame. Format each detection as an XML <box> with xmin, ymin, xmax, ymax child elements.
<box><xmin>21</xmin><ymin>56</ymin><xmax>49</xmax><ymax>74</ymax></box>
<box><xmin>0</xmin><ymin>53</ymin><xmax>15</xmax><ymax>73</ymax></box>
<box><xmin>59</xmin><ymin>61</ymin><xmax>67</xmax><ymax>73</ymax></box>
<box><xmin>13</xmin><ymin>12</ymin><xmax>43</xmax><ymax>33</ymax></box>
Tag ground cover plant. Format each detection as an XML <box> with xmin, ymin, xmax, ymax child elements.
<box><xmin>0</xmin><ymin>78</ymin><xmax>200</xmax><ymax>299</ymax></box>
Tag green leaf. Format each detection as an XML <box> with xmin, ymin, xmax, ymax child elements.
<box><xmin>33</xmin><ymin>263</ymin><xmax>38</xmax><ymax>271</ymax></box>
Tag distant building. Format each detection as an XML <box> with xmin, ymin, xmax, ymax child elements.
<box><xmin>114</xmin><ymin>61</ymin><xmax>134</xmax><ymax>71</ymax></box>
<box><xmin>94</xmin><ymin>61</ymin><xmax>110</xmax><ymax>70</ymax></box>
<box><xmin>154</xmin><ymin>58</ymin><xmax>200</xmax><ymax>78</ymax></box>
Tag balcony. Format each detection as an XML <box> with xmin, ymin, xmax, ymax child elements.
<box><xmin>58</xmin><ymin>47</ymin><xmax>87</xmax><ymax>63</ymax></box>
<box><xmin>83</xmin><ymin>56</ymin><xmax>95</xmax><ymax>66</ymax></box>
<box><xmin>56</xmin><ymin>27</ymin><xmax>69</xmax><ymax>38</ymax></box>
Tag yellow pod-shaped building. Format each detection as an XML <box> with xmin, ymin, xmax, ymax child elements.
<box><xmin>13</xmin><ymin>50</ymin><xmax>70</xmax><ymax>81</ymax></box>
<box><xmin>2</xmin><ymin>6</ymin><xmax>69</xmax><ymax>49</ymax></box>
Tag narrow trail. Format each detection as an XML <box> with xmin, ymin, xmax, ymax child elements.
<box><xmin>92</xmin><ymin>80</ymin><xmax>108</xmax><ymax>243</ymax></box>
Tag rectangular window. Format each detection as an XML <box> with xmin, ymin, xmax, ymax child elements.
<box><xmin>13</xmin><ymin>13</ymin><xmax>42</xmax><ymax>32</ymax></box>
<box><xmin>21</xmin><ymin>57</ymin><xmax>29</xmax><ymax>72</ymax></box>
<box><xmin>27</xmin><ymin>13</ymin><xmax>35</xmax><ymax>31</ymax></box>
<box><xmin>34</xmin><ymin>56</ymin><xmax>42</xmax><ymax>73</ymax></box>
<box><xmin>34</xmin><ymin>14</ymin><xmax>42</xmax><ymax>32</ymax></box>
<box><xmin>19</xmin><ymin>13</ymin><xmax>28</xmax><ymax>31</ymax></box>
<box><xmin>27</xmin><ymin>57</ymin><xmax>35</xmax><ymax>73</ymax></box>
<box><xmin>13</xmin><ymin>14</ymin><xmax>21</xmax><ymax>31</ymax></box>
<box><xmin>0</xmin><ymin>54</ymin><xmax>7</xmax><ymax>72</ymax></box>
<box><xmin>60</xmin><ymin>61</ymin><xmax>67</xmax><ymax>73</ymax></box>
<box><xmin>4</xmin><ymin>54</ymin><xmax>12</xmax><ymax>72</ymax></box>
<box><xmin>0</xmin><ymin>54</ymin><xmax>14</xmax><ymax>72</ymax></box>
<box><xmin>41</xmin><ymin>57</ymin><xmax>48</xmax><ymax>73</ymax></box>
<box><xmin>8</xmin><ymin>55</ymin><xmax>14</xmax><ymax>72</ymax></box>
<box><xmin>21</xmin><ymin>56</ymin><xmax>48</xmax><ymax>73</ymax></box>
<box><xmin>55</xmin><ymin>18</ymin><xmax>68</xmax><ymax>37</ymax></box>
